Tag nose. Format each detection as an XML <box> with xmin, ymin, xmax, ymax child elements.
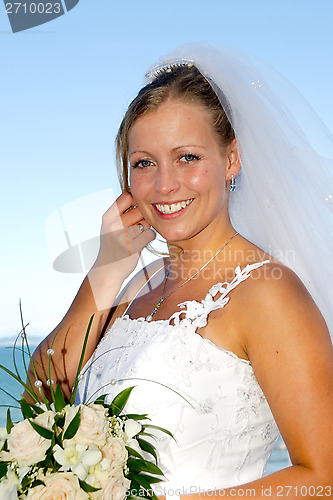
<box><xmin>154</xmin><ymin>164</ymin><xmax>180</xmax><ymax>195</ymax></box>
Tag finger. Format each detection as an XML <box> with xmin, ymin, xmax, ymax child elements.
<box><xmin>136</xmin><ymin>218</ymin><xmax>151</xmax><ymax>229</ymax></box>
<box><xmin>102</xmin><ymin>192</ymin><xmax>134</xmax><ymax>222</ymax></box>
<box><xmin>130</xmin><ymin>222</ymin><xmax>152</xmax><ymax>239</ymax></box>
<box><xmin>116</xmin><ymin>191</ymin><xmax>135</xmax><ymax>214</ymax></box>
<box><xmin>130</xmin><ymin>228</ymin><xmax>156</xmax><ymax>253</ymax></box>
<box><xmin>122</xmin><ymin>207</ymin><xmax>149</xmax><ymax>227</ymax></box>
<box><xmin>102</xmin><ymin>200</ymin><xmax>137</xmax><ymax>234</ymax></box>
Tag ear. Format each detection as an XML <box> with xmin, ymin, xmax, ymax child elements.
<box><xmin>225</xmin><ymin>139</ymin><xmax>241</xmax><ymax>181</ymax></box>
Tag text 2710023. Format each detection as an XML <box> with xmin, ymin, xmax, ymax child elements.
<box><xmin>5</xmin><ymin>2</ymin><xmax>61</xmax><ymax>14</ymax></box>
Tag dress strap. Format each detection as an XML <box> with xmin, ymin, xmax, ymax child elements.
<box><xmin>122</xmin><ymin>263</ymin><xmax>167</xmax><ymax>318</ymax></box>
<box><xmin>168</xmin><ymin>260</ymin><xmax>270</xmax><ymax>328</ymax></box>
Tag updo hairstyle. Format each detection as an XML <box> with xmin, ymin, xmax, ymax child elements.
<box><xmin>116</xmin><ymin>65</ymin><xmax>235</xmax><ymax>192</ymax></box>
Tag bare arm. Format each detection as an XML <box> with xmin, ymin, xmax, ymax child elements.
<box><xmin>26</xmin><ymin>192</ymin><xmax>155</xmax><ymax>401</ymax></box>
<box><xmin>179</xmin><ymin>265</ymin><xmax>333</xmax><ymax>499</ymax></box>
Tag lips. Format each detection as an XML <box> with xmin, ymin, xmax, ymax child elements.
<box><xmin>154</xmin><ymin>198</ymin><xmax>194</xmax><ymax>215</ymax></box>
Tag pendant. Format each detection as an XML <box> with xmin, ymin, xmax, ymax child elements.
<box><xmin>146</xmin><ymin>298</ymin><xmax>163</xmax><ymax>322</ymax></box>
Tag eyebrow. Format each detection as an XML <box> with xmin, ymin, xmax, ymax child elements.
<box><xmin>172</xmin><ymin>145</ymin><xmax>207</xmax><ymax>152</ymax></box>
<box><xmin>129</xmin><ymin>145</ymin><xmax>207</xmax><ymax>157</ymax></box>
<box><xmin>129</xmin><ymin>150</ymin><xmax>150</xmax><ymax>158</ymax></box>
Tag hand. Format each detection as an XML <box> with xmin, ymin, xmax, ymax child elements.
<box><xmin>92</xmin><ymin>192</ymin><xmax>155</xmax><ymax>277</ymax></box>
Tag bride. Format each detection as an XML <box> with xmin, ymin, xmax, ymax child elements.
<box><xmin>29</xmin><ymin>45</ymin><xmax>333</xmax><ymax>497</ymax></box>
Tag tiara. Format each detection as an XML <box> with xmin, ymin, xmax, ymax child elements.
<box><xmin>145</xmin><ymin>58</ymin><xmax>195</xmax><ymax>82</ymax></box>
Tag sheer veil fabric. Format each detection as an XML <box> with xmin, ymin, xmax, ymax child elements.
<box><xmin>145</xmin><ymin>44</ymin><xmax>333</xmax><ymax>337</ymax></box>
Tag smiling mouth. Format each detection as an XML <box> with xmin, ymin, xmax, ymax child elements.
<box><xmin>154</xmin><ymin>198</ymin><xmax>194</xmax><ymax>214</ymax></box>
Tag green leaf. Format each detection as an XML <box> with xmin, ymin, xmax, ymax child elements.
<box><xmin>0</xmin><ymin>363</ymin><xmax>37</xmax><ymax>404</ymax></box>
<box><xmin>127</xmin><ymin>458</ymin><xmax>147</xmax><ymax>472</ymax></box>
<box><xmin>20</xmin><ymin>398</ymin><xmax>35</xmax><ymax>419</ymax></box>
<box><xmin>0</xmin><ymin>387</ymin><xmax>20</xmax><ymax>405</ymax></box>
<box><xmin>131</xmin><ymin>472</ymin><xmax>154</xmax><ymax>491</ymax></box>
<box><xmin>126</xmin><ymin>445</ymin><xmax>145</xmax><ymax>460</ymax></box>
<box><xmin>127</xmin><ymin>458</ymin><xmax>164</xmax><ymax>477</ymax></box>
<box><xmin>110</xmin><ymin>387</ymin><xmax>135</xmax><ymax>416</ymax></box>
<box><xmin>28</xmin><ymin>419</ymin><xmax>54</xmax><ymax>440</ymax></box>
<box><xmin>2</xmin><ymin>442</ymin><xmax>8</xmax><ymax>452</ymax></box>
<box><xmin>127</xmin><ymin>479</ymin><xmax>141</xmax><ymax>498</ymax></box>
<box><xmin>18</xmin><ymin>301</ymin><xmax>41</xmax><ymax>403</ymax></box>
<box><xmin>31</xmin><ymin>479</ymin><xmax>46</xmax><ymax>488</ymax></box>
<box><xmin>0</xmin><ymin>462</ymin><xmax>8</xmax><ymax>480</ymax></box>
<box><xmin>54</xmin><ymin>413</ymin><xmax>65</xmax><ymax>428</ymax></box>
<box><xmin>137</xmin><ymin>438</ymin><xmax>157</xmax><ymax>463</ymax></box>
<box><xmin>54</xmin><ymin>383</ymin><xmax>66</xmax><ymax>412</ymax></box>
<box><xmin>126</xmin><ymin>476</ymin><xmax>157</xmax><ymax>500</ymax></box>
<box><xmin>93</xmin><ymin>394</ymin><xmax>106</xmax><ymax>406</ymax></box>
<box><xmin>6</xmin><ymin>408</ymin><xmax>13</xmax><ymax>434</ymax></box>
<box><xmin>79</xmin><ymin>479</ymin><xmax>101</xmax><ymax>492</ymax></box>
<box><xmin>143</xmin><ymin>424</ymin><xmax>175</xmax><ymax>440</ymax></box>
<box><xmin>37</xmin><ymin>455</ymin><xmax>54</xmax><ymax>469</ymax></box>
<box><xmin>31</xmin><ymin>403</ymin><xmax>45</xmax><ymax>415</ymax></box>
<box><xmin>139</xmin><ymin>473</ymin><xmax>162</xmax><ymax>484</ymax></box>
<box><xmin>125</xmin><ymin>413</ymin><xmax>149</xmax><ymax>421</ymax></box>
<box><xmin>139</xmin><ymin>432</ymin><xmax>157</xmax><ymax>441</ymax></box>
<box><xmin>63</xmin><ymin>407</ymin><xmax>81</xmax><ymax>440</ymax></box>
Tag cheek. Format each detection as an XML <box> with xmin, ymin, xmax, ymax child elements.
<box><xmin>128</xmin><ymin>173</ymin><xmax>152</xmax><ymax>212</ymax></box>
<box><xmin>129</xmin><ymin>171</ymin><xmax>147</xmax><ymax>196</ymax></box>
<box><xmin>184</xmin><ymin>167</ymin><xmax>221</xmax><ymax>190</ymax></box>
<box><xmin>182</xmin><ymin>168</ymin><xmax>209</xmax><ymax>188</ymax></box>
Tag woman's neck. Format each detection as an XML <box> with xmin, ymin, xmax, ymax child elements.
<box><xmin>165</xmin><ymin>219</ymin><xmax>238</xmax><ymax>283</ymax></box>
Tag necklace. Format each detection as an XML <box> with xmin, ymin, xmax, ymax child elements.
<box><xmin>145</xmin><ymin>232</ymin><xmax>239</xmax><ymax>321</ymax></box>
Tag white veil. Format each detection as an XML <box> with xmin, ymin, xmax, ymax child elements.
<box><xmin>145</xmin><ymin>43</ymin><xmax>333</xmax><ymax>337</ymax></box>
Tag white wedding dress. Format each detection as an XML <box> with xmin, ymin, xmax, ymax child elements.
<box><xmin>76</xmin><ymin>261</ymin><xmax>280</xmax><ymax>491</ymax></box>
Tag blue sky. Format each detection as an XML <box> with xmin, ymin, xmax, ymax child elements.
<box><xmin>1</xmin><ymin>0</ymin><xmax>332</xmax><ymax>338</ymax></box>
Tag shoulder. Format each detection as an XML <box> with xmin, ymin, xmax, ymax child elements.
<box><xmin>237</xmin><ymin>260</ymin><xmax>331</xmax><ymax>368</ymax></box>
<box><xmin>239</xmin><ymin>261</ymin><xmax>320</xmax><ymax>318</ymax></box>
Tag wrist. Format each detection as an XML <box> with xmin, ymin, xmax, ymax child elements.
<box><xmin>87</xmin><ymin>265</ymin><xmax>124</xmax><ymax>311</ymax></box>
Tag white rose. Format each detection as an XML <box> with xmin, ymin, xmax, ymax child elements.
<box><xmin>7</xmin><ymin>412</ymin><xmax>54</xmax><ymax>467</ymax></box>
<box><xmin>33</xmin><ymin>410</ymin><xmax>54</xmax><ymax>431</ymax></box>
<box><xmin>25</xmin><ymin>472</ymin><xmax>89</xmax><ymax>499</ymax></box>
<box><xmin>101</xmin><ymin>436</ymin><xmax>128</xmax><ymax>467</ymax></box>
<box><xmin>90</xmin><ymin>467</ymin><xmax>130</xmax><ymax>500</ymax></box>
<box><xmin>64</xmin><ymin>404</ymin><xmax>108</xmax><ymax>447</ymax></box>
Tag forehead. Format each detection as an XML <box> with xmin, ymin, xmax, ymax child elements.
<box><xmin>128</xmin><ymin>99</ymin><xmax>217</xmax><ymax>151</ymax></box>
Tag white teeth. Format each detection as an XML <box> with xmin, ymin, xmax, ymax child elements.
<box><xmin>155</xmin><ymin>198</ymin><xmax>193</xmax><ymax>214</ymax></box>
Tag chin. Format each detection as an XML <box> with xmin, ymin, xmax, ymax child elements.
<box><xmin>159</xmin><ymin>227</ymin><xmax>196</xmax><ymax>244</ymax></box>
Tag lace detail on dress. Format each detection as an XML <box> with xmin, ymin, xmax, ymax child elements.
<box><xmin>76</xmin><ymin>260</ymin><xmax>279</xmax><ymax>490</ymax></box>
<box><xmin>169</xmin><ymin>260</ymin><xmax>270</xmax><ymax>329</ymax></box>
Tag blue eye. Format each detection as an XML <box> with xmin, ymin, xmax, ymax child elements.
<box><xmin>180</xmin><ymin>153</ymin><xmax>201</xmax><ymax>163</ymax></box>
<box><xmin>132</xmin><ymin>159</ymin><xmax>152</xmax><ymax>169</ymax></box>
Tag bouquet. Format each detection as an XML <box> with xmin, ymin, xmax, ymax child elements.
<box><xmin>0</xmin><ymin>309</ymin><xmax>171</xmax><ymax>499</ymax></box>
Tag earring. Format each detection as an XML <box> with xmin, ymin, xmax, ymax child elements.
<box><xmin>230</xmin><ymin>175</ymin><xmax>236</xmax><ymax>192</ymax></box>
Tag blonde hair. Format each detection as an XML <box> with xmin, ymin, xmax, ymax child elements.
<box><xmin>115</xmin><ymin>65</ymin><xmax>235</xmax><ymax>192</ymax></box>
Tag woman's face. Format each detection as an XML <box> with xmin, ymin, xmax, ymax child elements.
<box><xmin>128</xmin><ymin>99</ymin><xmax>236</xmax><ymax>245</ymax></box>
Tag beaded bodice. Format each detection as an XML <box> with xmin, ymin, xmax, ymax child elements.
<box><xmin>76</xmin><ymin>261</ymin><xmax>279</xmax><ymax>490</ymax></box>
